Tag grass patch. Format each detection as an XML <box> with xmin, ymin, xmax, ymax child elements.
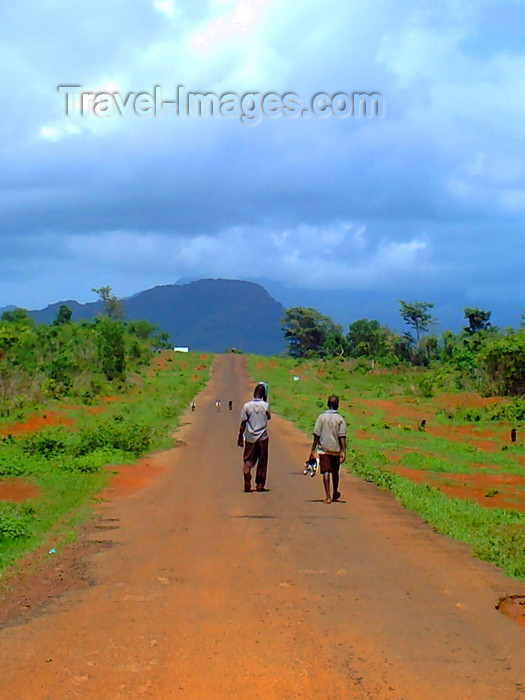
<box><xmin>250</xmin><ymin>354</ymin><xmax>525</xmax><ymax>581</ymax></box>
<box><xmin>0</xmin><ymin>351</ymin><xmax>211</xmax><ymax>573</ymax></box>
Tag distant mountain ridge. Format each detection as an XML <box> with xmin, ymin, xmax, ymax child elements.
<box><xmin>27</xmin><ymin>279</ymin><xmax>285</xmax><ymax>355</ymax></box>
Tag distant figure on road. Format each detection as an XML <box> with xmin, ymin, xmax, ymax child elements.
<box><xmin>191</xmin><ymin>401</ymin><xmax>196</xmax><ymax>412</ymax></box>
<box><xmin>216</xmin><ymin>400</ymin><xmax>221</xmax><ymax>412</ymax></box>
<box><xmin>228</xmin><ymin>400</ymin><xmax>233</xmax><ymax>411</ymax></box>
<box><xmin>308</xmin><ymin>395</ymin><xmax>346</xmax><ymax>504</ymax></box>
<box><xmin>238</xmin><ymin>383</ymin><xmax>271</xmax><ymax>492</ymax></box>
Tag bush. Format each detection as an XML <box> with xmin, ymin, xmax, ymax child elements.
<box><xmin>77</xmin><ymin>417</ymin><xmax>152</xmax><ymax>456</ymax></box>
<box><xmin>416</xmin><ymin>374</ymin><xmax>434</xmax><ymax>397</ymax></box>
<box><xmin>486</xmin><ymin>399</ymin><xmax>525</xmax><ymax>422</ymax></box>
<box><xmin>0</xmin><ymin>450</ymin><xmax>32</xmax><ymax>476</ymax></box>
<box><xmin>474</xmin><ymin>522</ymin><xmax>525</xmax><ymax>579</ymax></box>
<box><xmin>0</xmin><ymin>508</ymin><xmax>30</xmax><ymax>540</ymax></box>
<box><xmin>457</xmin><ymin>398</ymin><xmax>525</xmax><ymax>423</ymax></box>
<box><xmin>58</xmin><ymin>450</ymin><xmax>108</xmax><ymax>473</ymax></box>
<box><xmin>480</xmin><ymin>331</ymin><xmax>525</xmax><ymax>395</ymax></box>
<box><xmin>463</xmin><ymin>408</ymin><xmax>482</xmax><ymax>422</ymax></box>
<box><xmin>21</xmin><ymin>427</ymin><xmax>70</xmax><ymax>458</ymax></box>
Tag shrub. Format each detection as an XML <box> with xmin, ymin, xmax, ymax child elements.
<box><xmin>22</xmin><ymin>427</ymin><xmax>70</xmax><ymax>458</ymax></box>
<box><xmin>0</xmin><ymin>507</ymin><xmax>30</xmax><ymax>540</ymax></box>
<box><xmin>0</xmin><ymin>450</ymin><xmax>32</xmax><ymax>476</ymax></box>
<box><xmin>480</xmin><ymin>331</ymin><xmax>525</xmax><ymax>395</ymax></box>
<box><xmin>486</xmin><ymin>399</ymin><xmax>525</xmax><ymax>422</ymax></box>
<box><xmin>77</xmin><ymin>417</ymin><xmax>152</xmax><ymax>456</ymax></box>
<box><xmin>58</xmin><ymin>451</ymin><xmax>107</xmax><ymax>473</ymax></box>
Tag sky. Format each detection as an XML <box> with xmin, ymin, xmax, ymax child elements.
<box><xmin>1</xmin><ymin>0</ymin><xmax>525</xmax><ymax>332</ymax></box>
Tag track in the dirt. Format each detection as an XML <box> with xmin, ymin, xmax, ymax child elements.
<box><xmin>1</xmin><ymin>354</ymin><xmax>525</xmax><ymax>699</ymax></box>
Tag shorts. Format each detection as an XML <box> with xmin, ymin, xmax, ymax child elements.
<box><xmin>319</xmin><ymin>453</ymin><xmax>340</xmax><ymax>474</ymax></box>
<box><xmin>243</xmin><ymin>439</ymin><xmax>269</xmax><ymax>470</ymax></box>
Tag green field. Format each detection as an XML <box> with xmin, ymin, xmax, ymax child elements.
<box><xmin>249</xmin><ymin>355</ymin><xmax>525</xmax><ymax>581</ymax></box>
<box><xmin>0</xmin><ymin>352</ymin><xmax>211</xmax><ymax>574</ymax></box>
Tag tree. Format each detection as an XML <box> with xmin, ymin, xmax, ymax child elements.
<box><xmin>322</xmin><ymin>329</ymin><xmax>349</xmax><ymax>357</ymax></box>
<box><xmin>1</xmin><ymin>308</ymin><xmax>34</xmax><ymax>327</ymax></box>
<box><xmin>153</xmin><ymin>331</ymin><xmax>171</xmax><ymax>349</ymax></box>
<box><xmin>92</xmin><ymin>286</ymin><xmax>124</xmax><ymax>319</ymax></box>
<box><xmin>463</xmin><ymin>307</ymin><xmax>491</xmax><ymax>335</ymax></box>
<box><xmin>94</xmin><ymin>316</ymin><xmax>126</xmax><ymax>381</ymax></box>
<box><xmin>440</xmin><ymin>330</ymin><xmax>458</xmax><ymax>361</ymax></box>
<box><xmin>52</xmin><ymin>304</ymin><xmax>73</xmax><ymax>326</ymax></box>
<box><xmin>281</xmin><ymin>307</ymin><xmax>343</xmax><ymax>358</ymax></box>
<box><xmin>399</xmin><ymin>301</ymin><xmax>436</xmax><ymax>343</ymax></box>
<box><xmin>127</xmin><ymin>319</ymin><xmax>158</xmax><ymax>339</ymax></box>
<box><xmin>0</xmin><ymin>309</ymin><xmax>37</xmax><ymax>368</ymax></box>
<box><xmin>347</xmin><ymin>319</ymin><xmax>389</xmax><ymax>358</ymax></box>
<box><xmin>480</xmin><ymin>329</ymin><xmax>525</xmax><ymax>395</ymax></box>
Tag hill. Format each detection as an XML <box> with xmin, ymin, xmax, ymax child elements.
<box><xmin>28</xmin><ymin>279</ymin><xmax>286</xmax><ymax>355</ymax></box>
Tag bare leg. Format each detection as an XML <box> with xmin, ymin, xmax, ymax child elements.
<box><xmin>243</xmin><ymin>461</ymin><xmax>253</xmax><ymax>492</ymax></box>
<box><xmin>332</xmin><ymin>466</ymin><xmax>340</xmax><ymax>500</ymax></box>
<box><xmin>322</xmin><ymin>473</ymin><xmax>331</xmax><ymax>503</ymax></box>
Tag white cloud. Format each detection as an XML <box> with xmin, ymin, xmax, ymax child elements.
<box><xmin>39</xmin><ymin>123</ymin><xmax>81</xmax><ymax>142</ymax></box>
<box><xmin>55</xmin><ymin>223</ymin><xmax>429</xmax><ymax>293</ymax></box>
<box><xmin>154</xmin><ymin>1</ymin><xmax>176</xmax><ymax>18</ymax></box>
<box><xmin>191</xmin><ymin>0</ymin><xmax>271</xmax><ymax>53</ymax></box>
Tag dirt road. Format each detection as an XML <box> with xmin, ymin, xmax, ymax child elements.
<box><xmin>1</xmin><ymin>354</ymin><xmax>525</xmax><ymax>699</ymax></box>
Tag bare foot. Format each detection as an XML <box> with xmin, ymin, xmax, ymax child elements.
<box><xmin>324</xmin><ymin>498</ymin><xmax>332</xmax><ymax>504</ymax></box>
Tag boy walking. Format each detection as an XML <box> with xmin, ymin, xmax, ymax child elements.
<box><xmin>238</xmin><ymin>383</ymin><xmax>271</xmax><ymax>492</ymax></box>
<box><xmin>308</xmin><ymin>395</ymin><xmax>346</xmax><ymax>504</ymax></box>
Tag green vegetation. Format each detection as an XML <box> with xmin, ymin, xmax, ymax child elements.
<box><xmin>281</xmin><ymin>302</ymin><xmax>525</xmax><ymax>396</ymax></box>
<box><xmin>281</xmin><ymin>307</ymin><xmax>347</xmax><ymax>358</ymax></box>
<box><xmin>0</xmin><ymin>341</ymin><xmax>211</xmax><ymax>573</ymax></box>
<box><xmin>0</xmin><ymin>288</ymin><xmax>172</xmax><ymax>418</ymax></box>
<box><xmin>249</xmin><ymin>354</ymin><xmax>525</xmax><ymax>580</ymax></box>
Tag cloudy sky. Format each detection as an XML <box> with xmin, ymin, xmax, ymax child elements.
<box><xmin>1</xmin><ymin>0</ymin><xmax>524</xmax><ymax>330</ymax></box>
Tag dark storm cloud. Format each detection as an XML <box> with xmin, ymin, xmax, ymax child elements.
<box><xmin>1</xmin><ymin>0</ymin><xmax>524</xmax><ymax>318</ymax></box>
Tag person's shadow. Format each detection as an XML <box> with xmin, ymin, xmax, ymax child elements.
<box><xmin>305</xmin><ymin>498</ymin><xmax>346</xmax><ymax>504</ymax></box>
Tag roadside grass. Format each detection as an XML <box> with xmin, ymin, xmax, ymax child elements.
<box><xmin>249</xmin><ymin>355</ymin><xmax>525</xmax><ymax>581</ymax></box>
<box><xmin>0</xmin><ymin>351</ymin><xmax>211</xmax><ymax>574</ymax></box>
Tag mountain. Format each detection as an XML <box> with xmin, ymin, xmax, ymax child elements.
<box><xmin>28</xmin><ymin>279</ymin><xmax>286</xmax><ymax>355</ymax></box>
<box><xmin>30</xmin><ymin>299</ymin><xmax>101</xmax><ymax>324</ymax></box>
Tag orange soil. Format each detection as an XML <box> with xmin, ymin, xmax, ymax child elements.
<box><xmin>359</xmin><ymin>397</ymin><xmax>432</xmax><ymax>422</ymax></box>
<box><xmin>0</xmin><ymin>412</ymin><xmax>74</xmax><ymax>437</ymax></box>
<box><xmin>150</xmin><ymin>351</ymin><xmax>180</xmax><ymax>371</ymax></box>
<box><xmin>351</xmin><ymin>388</ymin><xmax>525</xmax><ymax>516</ymax></box>
<box><xmin>432</xmin><ymin>392</ymin><xmax>506</xmax><ymax>409</ymax></box>
<box><xmin>100</xmin><ymin>457</ymin><xmax>167</xmax><ymax>500</ymax></box>
<box><xmin>353</xmin><ymin>396</ymin><xmax>517</xmax><ymax>452</ymax></box>
<box><xmin>390</xmin><ymin>464</ymin><xmax>525</xmax><ymax>513</ymax></box>
<box><xmin>0</xmin><ymin>478</ymin><xmax>41</xmax><ymax>502</ymax></box>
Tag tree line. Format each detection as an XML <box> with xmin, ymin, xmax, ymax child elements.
<box><xmin>281</xmin><ymin>302</ymin><xmax>525</xmax><ymax>396</ymax></box>
<box><xmin>0</xmin><ymin>287</ymin><xmax>171</xmax><ymax>415</ymax></box>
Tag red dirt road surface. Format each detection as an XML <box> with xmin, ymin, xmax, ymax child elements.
<box><xmin>2</xmin><ymin>355</ymin><xmax>525</xmax><ymax>699</ymax></box>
